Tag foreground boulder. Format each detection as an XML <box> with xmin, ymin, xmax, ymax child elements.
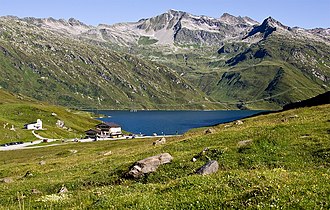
<box><xmin>196</xmin><ymin>160</ymin><xmax>219</xmax><ymax>175</ymax></box>
<box><xmin>126</xmin><ymin>153</ymin><xmax>173</xmax><ymax>178</ymax></box>
<box><xmin>153</xmin><ymin>137</ymin><xmax>166</xmax><ymax>146</ymax></box>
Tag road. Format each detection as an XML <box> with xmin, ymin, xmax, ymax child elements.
<box><xmin>0</xmin><ymin>132</ymin><xmax>180</xmax><ymax>151</ymax></box>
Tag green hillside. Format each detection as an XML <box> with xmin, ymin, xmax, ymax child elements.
<box><xmin>0</xmin><ymin>17</ymin><xmax>221</xmax><ymax>110</ymax></box>
<box><xmin>0</xmin><ymin>89</ymin><xmax>100</xmax><ymax>144</ymax></box>
<box><xmin>0</xmin><ymin>104</ymin><xmax>329</xmax><ymax>209</ymax></box>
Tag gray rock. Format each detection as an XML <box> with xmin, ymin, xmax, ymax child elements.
<box><xmin>39</xmin><ymin>160</ymin><xmax>46</xmax><ymax>165</ymax></box>
<box><xmin>127</xmin><ymin>153</ymin><xmax>173</xmax><ymax>178</ymax></box>
<box><xmin>153</xmin><ymin>137</ymin><xmax>166</xmax><ymax>146</ymax></box>
<box><xmin>196</xmin><ymin>160</ymin><xmax>219</xmax><ymax>175</ymax></box>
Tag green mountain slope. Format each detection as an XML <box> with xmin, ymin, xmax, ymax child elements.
<box><xmin>214</xmin><ymin>34</ymin><xmax>330</xmax><ymax>109</ymax></box>
<box><xmin>0</xmin><ymin>13</ymin><xmax>329</xmax><ymax>110</ymax></box>
<box><xmin>102</xmin><ymin>14</ymin><xmax>330</xmax><ymax>110</ymax></box>
<box><xmin>0</xmin><ymin>89</ymin><xmax>100</xmax><ymax>144</ymax></box>
<box><xmin>0</xmin><ymin>103</ymin><xmax>329</xmax><ymax>208</ymax></box>
<box><xmin>0</xmin><ymin>17</ymin><xmax>221</xmax><ymax>110</ymax></box>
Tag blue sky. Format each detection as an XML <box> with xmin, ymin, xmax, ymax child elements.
<box><xmin>0</xmin><ymin>0</ymin><xmax>329</xmax><ymax>28</ymax></box>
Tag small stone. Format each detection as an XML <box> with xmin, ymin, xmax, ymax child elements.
<box><xmin>103</xmin><ymin>151</ymin><xmax>112</xmax><ymax>156</ymax></box>
<box><xmin>235</xmin><ymin>120</ymin><xmax>244</xmax><ymax>125</ymax></box>
<box><xmin>24</xmin><ymin>171</ymin><xmax>33</xmax><ymax>178</ymax></box>
<box><xmin>10</xmin><ymin>125</ymin><xmax>16</xmax><ymax>131</ymax></box>
<box><xmin>238</xmin><ymin>140</ymin><xmax>253</xmax><ymax>147</ymax></box>
<box><xmin>289</xmin><ymin>114</ymin><xmax>299</xmax><ymax>118</ymax></box>
<box><xmin>58</xmin><ymin>185</ymin><xmax>68</xmax><ymax>194</ymax></box>
<box><xmin>39</xmin><ymin>160</ymin><xmax>46</xmax><ymax>165</ymax></box>
<box><xmin>196</xmin><ymin>160</ymin><xmax>219</xmax><ymax>175</ymax></box>
<box><xmin>1</xmin><ymin>177</ymin><xmax>13</xmax><ymax>183</ymax></box>
<box><xmin>202</xmin><ymin>147</ymin><xmax>209</xmax><ymax>153</ymax></box>
<box><xmin>192</xmin><ymin>157</ymin><xmax>197</xmax><ymax>162</ymax></box>
<box><xmin>224</xmin><ymin>124</ymin><xmax>232</xmax><ymax>128</ymax></box>
<box><xmin>153</xmin><ymin>137</ymin><xmax>166</xmax><ymax>146</ymax></box>
<box><xmin>205</xmin><ymin>128</ymin><xmax>215</xmax><ymax>134</ymax></box>
<box><xmin>56</xmin><ymin>120</ymin><xmax>64</xmax><ymax>128</ymax></box>
<box><xmin>69</xmin><ymin>150</ymin><xmax>77</xmax><ymax>154</ymax></box>
<box><xmin>31</xmin><ymin>188</ymin><xmax>42</xmax><ymax>194</ymax></box>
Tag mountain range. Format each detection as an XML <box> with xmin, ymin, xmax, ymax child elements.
<box><xmin>0</xmin><ymin>10</ymin><xmax>329</xmax><ymax>109</ymax></box>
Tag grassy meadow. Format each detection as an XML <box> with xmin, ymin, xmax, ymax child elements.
<box><xmin>0</xmin><ymin>104</ymin><xmax>329</xmax><ymax>209</ymax></box>
<box><xmin>0</xmin><ymin>89</ymin><xmax>100</xmax><ymax>145</ymax></box>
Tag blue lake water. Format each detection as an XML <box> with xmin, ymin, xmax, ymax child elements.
<box><xmin>94</xmin><ymin>110</ymin><xmax>263</xmax><ymax>135</ymax></box>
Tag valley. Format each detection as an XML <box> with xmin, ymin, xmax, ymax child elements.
<box><xmin>0</xmin><ymin>10</ymin><xmax>329</xmax><ymax>110</ymax></box>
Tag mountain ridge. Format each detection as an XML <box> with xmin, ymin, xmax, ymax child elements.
<box><xmin>0</xmin><ymin>11</ymin><xmax>329</xmax><ymax>110</ymax></box>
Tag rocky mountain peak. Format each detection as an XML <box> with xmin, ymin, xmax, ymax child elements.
<box><xmin>219</xmin><ymin>13</ymin><xmax>237</xmax><ymax>21</ymax></box>
<box><xmin>68</xmin><ymin>18</ymin><xmax>87</xmax><ymax>26</ymax></box>
<box><xmin>262</xmin><ymin>16</ymin><xmax>288</xmax><ymax>29</ymax></box>
<box><xmin>243</xmin><ymin>16</ymin><xmax>290</xmax><ymax>40</ymax></box>
<box><xmin>167</xmin><ymin>9</ymin><xmax>187</xmax><ymax>17</ymax></box>
<box><xmin>219</xmin><ymin>13</ymin><xmax>258</xmax><ymax>26</ymax></box>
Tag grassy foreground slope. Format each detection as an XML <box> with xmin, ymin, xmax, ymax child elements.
<box><xmin>0</xmin><ymin>104</ymin><xmax>329</xmax><ymax>209</ymax></box>
<box><xmin>0</xmin><ymin>89</ymin><xmax>100</xmax><ymax>144</ymax></box>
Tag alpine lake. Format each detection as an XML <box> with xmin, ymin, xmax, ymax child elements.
<box><xmin>93</xmin><ymin>110</ymin><xmax>264</xmax><ymax>136</ymax></box>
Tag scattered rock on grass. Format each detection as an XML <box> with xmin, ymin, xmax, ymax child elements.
<box><xmin>24</xmin><ymin>171</ymin><xmax>33</xmax><ymax>178</ymax></box>
<box><xmin>58</xmin><ymin>185</ymin><xmax>68</xmax><ymax>194</ymax></box>
<box><xmin>39</xmin><ymin>160</ymin><xmax>46</xmax><ymax>165</ymax></box>
<box><xmin>235</xmin><ymin>120</ymin><xmax>244</xmax><ymax>125</ymax></box>
<box><xmin>103</xmin><ymin>151</ymin><xmax>112</xmax><ymax>156</ymax></box>
<box><xmin>205</xmin><ymin>128</ymin><xmax>215</xmax><ymax>134</ymax></box>
<box><xmin>126</xmin><ymin>153</ymin><xmax>173</xmax><ymax>178</ymax></box>
<box><xmin>0</xmin><ymin>177</ymin><xmax>13</xmax><ymax>183</ymax></box>
<box><xmin>289</xmin><ymin>115</ymin><xmax>299</xmax><ymax>119</ymax></box>
<box><xmin>69</xmin><ymin>150</ymin><xmax>77</xmax><ymax>154</ymax></box>
<box><xmin>153</xmin><ymin>137</ymin><xmax>166</xmax><ymax>146</ymax></box>
<box><xmin>196</xmin><ymin>160</ymin><xmax>219</xmax><ymax>175</ymax></box>
<box><xmin>32</xmin><ymin>188</ymin><xmax>42</xmax><ymax>194</ymax></box>
<box><xmin>237</xmin><ymin>140</ymin><xmax>253</xmax><ymax>147</ymax></box>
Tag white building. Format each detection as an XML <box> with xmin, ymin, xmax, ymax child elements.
<box><xmin>25</xmin><ymin>119</ymin><xmax>43</xmax><ymax>130</ymax></box>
